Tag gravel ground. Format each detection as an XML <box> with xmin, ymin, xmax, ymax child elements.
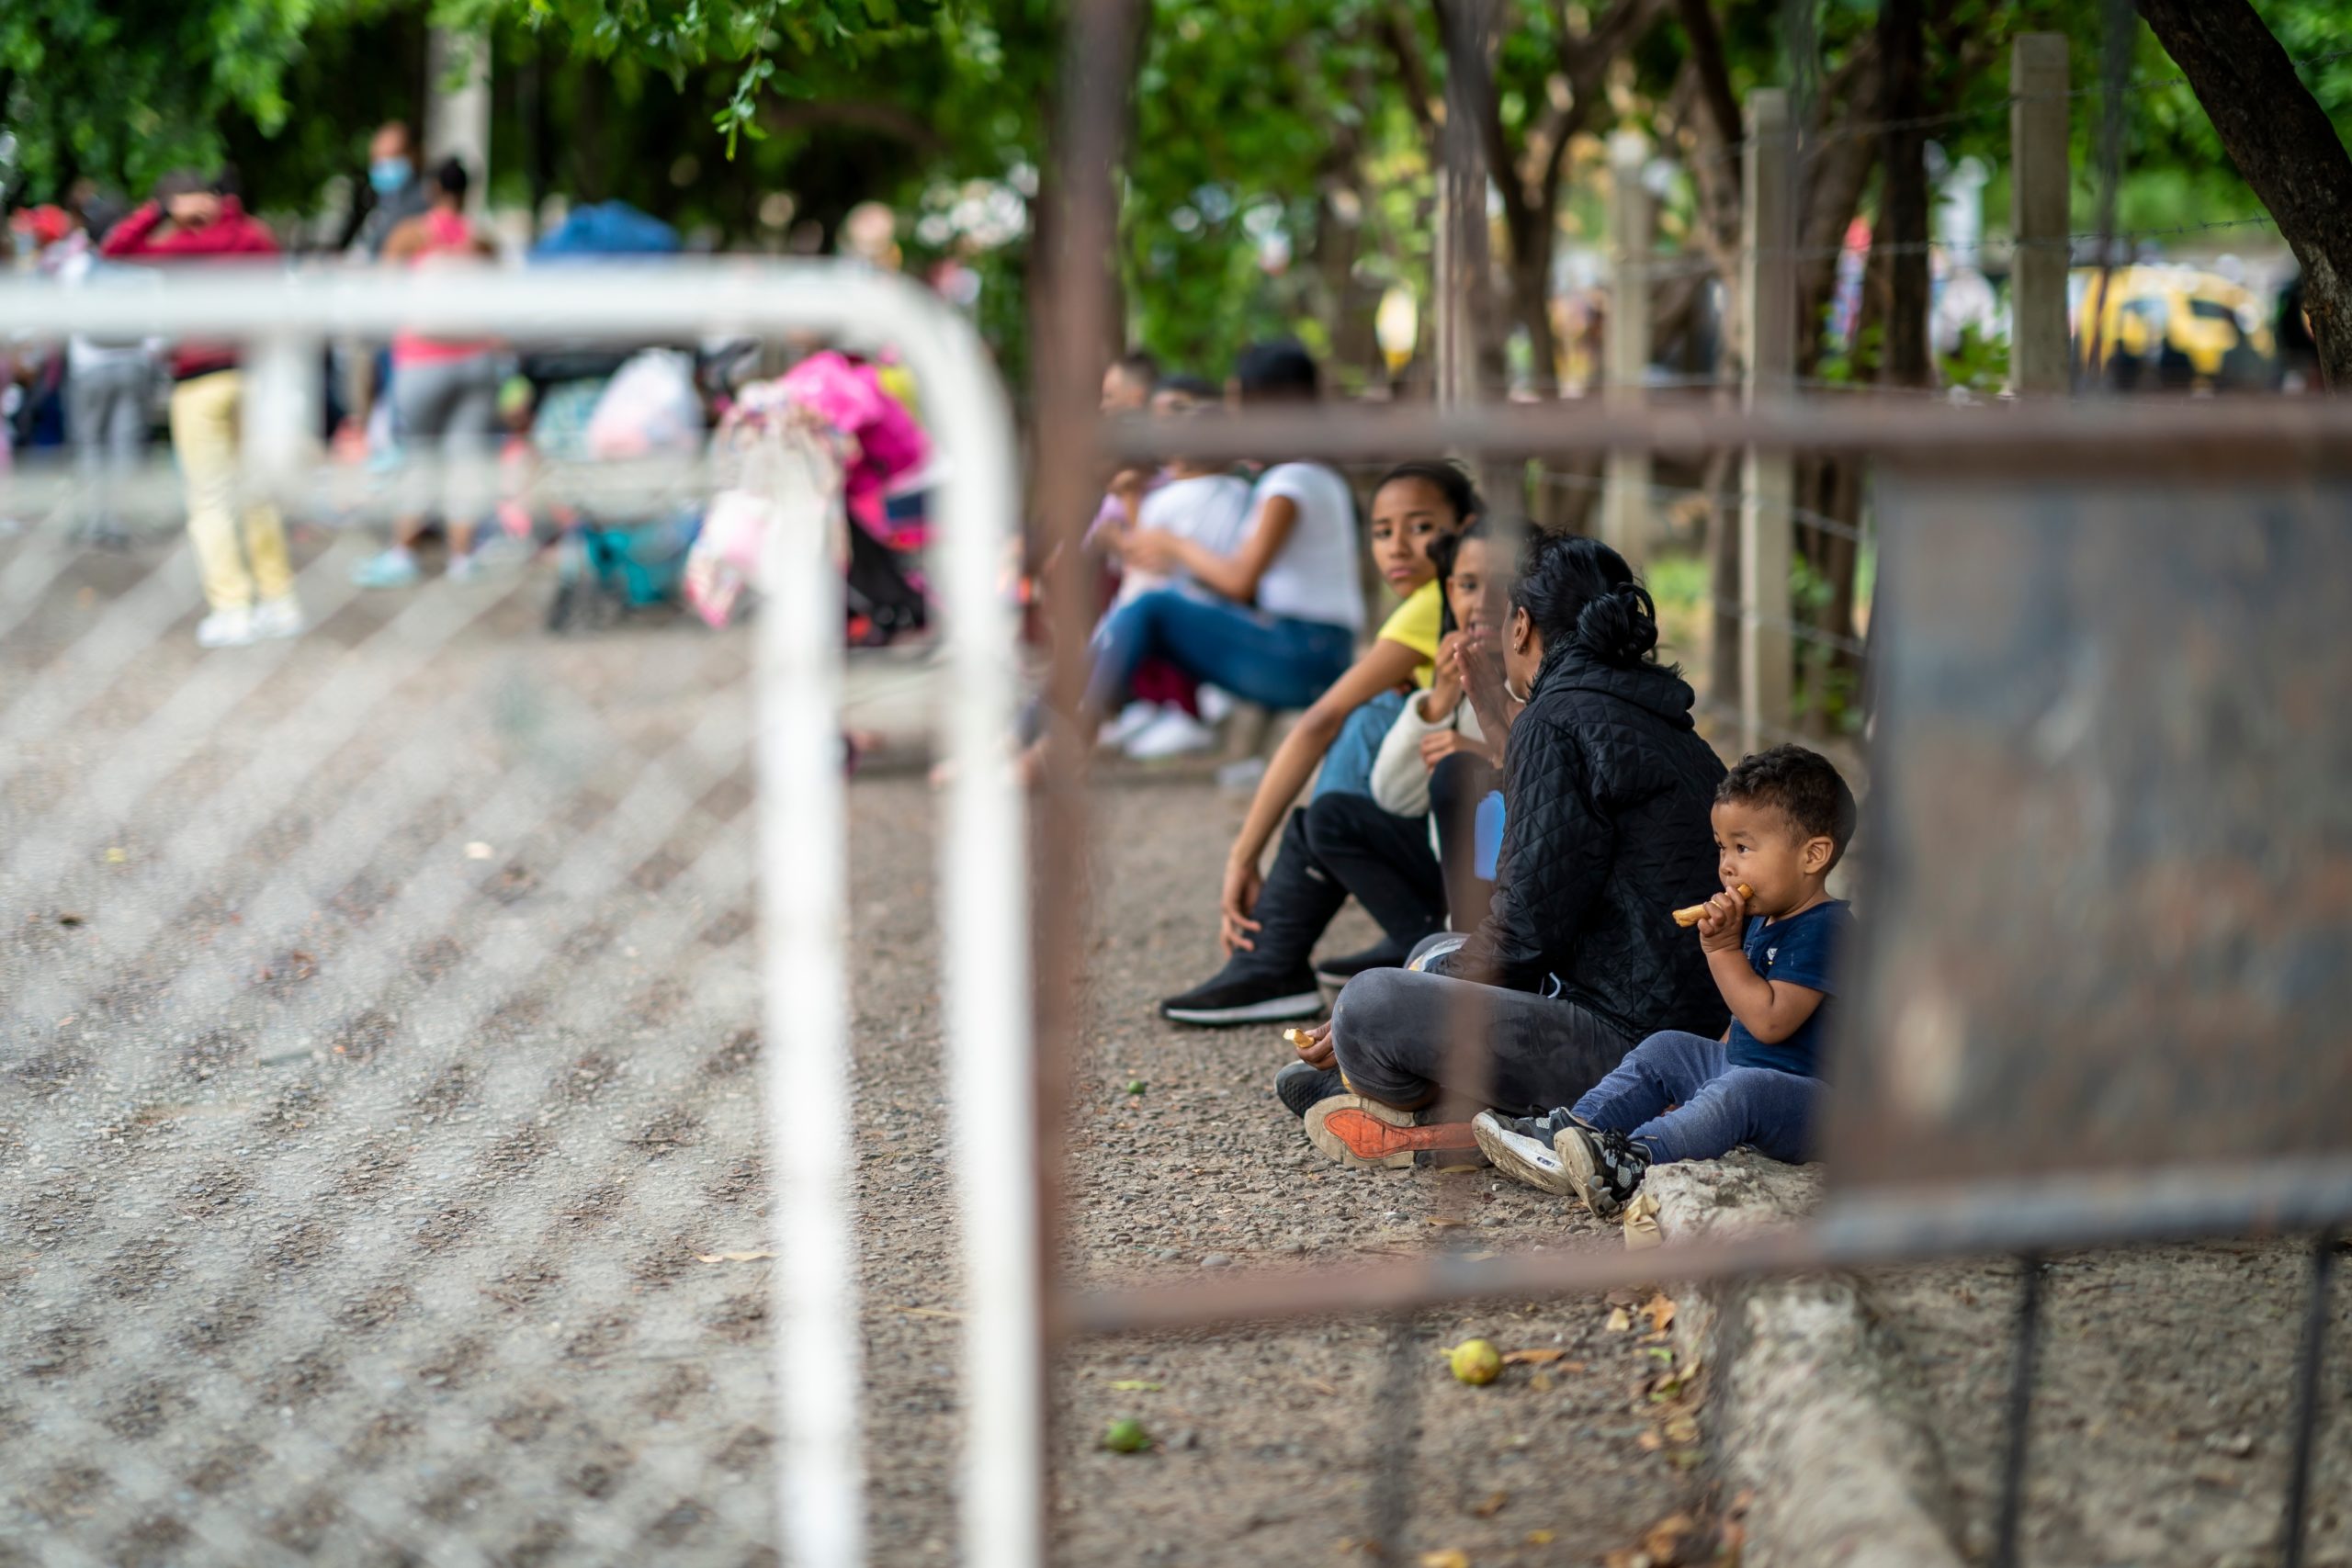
<box><xmin>1867</xmin><ymin>1244</ymin><xmax>2352</xmax><ymax>1568</ymax></box>
<box><xmin>0</xmin><ymin>536</ymin><xmax>1706</xmax><ymax>1566</ymax></box>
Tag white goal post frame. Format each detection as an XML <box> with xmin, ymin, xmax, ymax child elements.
<box><xmin>0</xmin><ymin>261</ymin><xmax>1040</xmax><ymax>1568</ymax></box>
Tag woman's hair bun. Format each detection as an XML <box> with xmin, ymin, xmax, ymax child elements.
<box><xmin>1572</xmin><ymin>581</ymin><xmax>1661</xmax><ymax>668</ymax></box>
<box><xmin>1509</xmin><ymin>531</ymin><xmax>1674</xmax><ymax>679</ymax></box>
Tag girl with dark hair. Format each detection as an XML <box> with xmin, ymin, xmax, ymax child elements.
<box><xmin>1283</xmin><ymin>532</ymin><xmax>1733</xmax><ymax>1168</ymax></box>
<box><xmin>1158</xmin><ymin>461</ymin><xmax>1483</xmax><ymax>1025</ymax></box>
<box><xmin>1369</xmin><ymin>519</ymin><xmax>1510</xmax><ymax>931</ymax></box>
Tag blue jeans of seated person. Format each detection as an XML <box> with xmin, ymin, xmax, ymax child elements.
<box><xmin>1571</xmin><ymin>1030</ymin><xmax>1821</xmax><ymax>1166</ymax></box>
<box><xmin>1312</xmin><ymin>689</ymin><xmax>1408</xmax><ymax>802</ymax></box>
<box><xmin>1083</xmin><ymin>587</ymin><xmax>1355</xmax><ymax>720</ymax></box>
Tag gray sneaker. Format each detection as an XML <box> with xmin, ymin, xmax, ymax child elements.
<box><xmin>1555</xmin><ymin>1121</ymin><xmax>1653</xmax><ymax>1218</ymax></box>
<box><xmin>1274</xmin><ymin>1059</ymin><xmax>1346</xmax><ymax>1118</ymax></box>
<box><xmin>1472</xmin><ymin>1109</ymin><xmax>1579</xmax><ymax>1195</ymax></box>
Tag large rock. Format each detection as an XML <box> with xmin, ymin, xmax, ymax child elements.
<box><xmin>1650</xmin><ymin>1153</ymin><xmax>1965</xmax><ymax>1568</ymax></box>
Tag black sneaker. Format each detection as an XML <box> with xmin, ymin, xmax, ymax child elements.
<box><xmin>1471</xmin><ymin>1108</ymin><xmax>1579</xmax><ymax>1196</ymax></box>
<box><xmin>1311</xmin><ymin>940</ymin><xmax>1411</xmax><ymax>992</ymax></box>
<box><xmin>1159</xmin><ymin>965</ymin><xmax>1324</xmax><ymax>1027</ymax></box>
<box><xmin>1555</xmin><ymin>1122</ymin><xmax>1652</xmax><ymax>1218</ymax></box>
<box><xmin>1274</xmin><ymin>1060</ymin><xmax>1347</xmax><ymax>1118</ymax></box>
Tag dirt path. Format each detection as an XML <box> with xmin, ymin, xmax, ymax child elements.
<box><xmin>854</xmin><ymin>776</ymin><xmax>1706</xmax><ymax>1565</ymax></box>
<box><xmin>0</xmin><ymin>543</ymin><xmax>1703</xmax><ymax>1567</ymax></box>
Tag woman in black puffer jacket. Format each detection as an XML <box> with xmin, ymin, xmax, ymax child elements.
<box><xmin>1284</xmin><ymin>531</ymin><xmax>1730</xmax><ymax>1165</ymax></box>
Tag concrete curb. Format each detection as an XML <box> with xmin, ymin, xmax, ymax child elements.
<box><xmin>1647</xmin><ymin>1154</ymin><xmax>1967</xmax><ymax>1568</ymax></box>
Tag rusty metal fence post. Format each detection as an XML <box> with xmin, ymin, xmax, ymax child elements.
<box><xmin>1738</xmin><ymin>88</ymin><xmax>1795</xmax><ymax>750</ymax></box>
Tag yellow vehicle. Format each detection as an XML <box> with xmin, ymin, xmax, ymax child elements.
<box><xmin>2069</xmin><ymin>265</ymin><xmax>2278</xmax><ymax>390</ymax></box>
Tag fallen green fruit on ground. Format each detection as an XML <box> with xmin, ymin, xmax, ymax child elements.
<box><xmin>1448</xmin><ymin>1338</ymin><xmax>1503</xmax><ymax>1385</ymax></box>
<box><xmin>1102</xmin><ymin>1416</ymin><xmax>1152</xmax><ymax>1452</ymax></box>
<box><xmin>1125</xmin><ymin>1079</ymin><xmax>1147</xmax><ymax>1095</ymax></box>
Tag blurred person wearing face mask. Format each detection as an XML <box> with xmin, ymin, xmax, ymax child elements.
<box><xmin>101</xmin><ymin>170</ymin><xmax>300</xmax><ymax>649</ymax></box>
<box><xmin>356</xmin><ymin>122</ymin><xmax>431</xmax><ymax>258</ymax></box>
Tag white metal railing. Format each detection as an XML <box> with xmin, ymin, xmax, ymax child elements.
<box><xmin>0</xmin><ymin>260</ymin><xmax>1038</xmax><ymax>1568</ymax></box>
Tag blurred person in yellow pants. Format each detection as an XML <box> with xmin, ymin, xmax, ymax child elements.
<box><xmin>101</xmin><ymin>170</ymin><xmax>303</xmax><ymax>648</ymax></box>
<box><xmin>168</xmin><ymin>369</ymin><xmax>299</xmax><ymax>643</ymax></box>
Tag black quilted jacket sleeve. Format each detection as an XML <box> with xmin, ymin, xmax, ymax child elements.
<box><xmin>1425</xmin><ymin>656</ymin><xmax>1732</xmax><ymax>1043</ymax></box>
<box><xmin>1426</xmin><ymin>706</ymin><xmax>1606</xmax><ymax>993</ymax></box>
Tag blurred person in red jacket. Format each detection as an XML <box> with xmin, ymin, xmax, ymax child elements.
<box><xmin>101</xmin><ymin>170</ymin><xmax>302</xmax><ymax>649</ymax></box>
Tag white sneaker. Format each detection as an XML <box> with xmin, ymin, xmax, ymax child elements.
<box><xmin>1124</xmin><ymin>707</ymin><xmax>1217</xmax><ymax>760</ymax></box>
<box><xmin>1197</xmin><ymin>684</ymin><xmax>1237</xmax><ymax>725</ymax></box>
<box><xmin>446</xmin><ymin>552</ymin><xmax>481</xmax><ymax>583</ymax></box>
<box><xmin>196</xmin><ymin>606</ymin><xmax>257</xmax><ymax>649</ymax></box>
<box><xmin>253</xmin><ymin>595</ymin><xmax>305</xmax><ymax>639</ymax></box>
<box><xmin>1097</xmin><ymin>701</ymin><xmax>1163</xmax><ymax>751</ymax></box>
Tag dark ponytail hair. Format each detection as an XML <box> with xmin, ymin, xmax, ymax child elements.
<box><xmin>1510</xmin><ymin>530</ymin><xmax>1674</xmax><ymax>685</ymax></box>
<box><xmin>1371</xmin><ymin>458</ymin><xmax>1483</xmax><ymax>529</ymax></box>
<box><xmin>1232</xmin><ymin>338</ymin><xmax>1319</xmax><ymax>403</ymax></box>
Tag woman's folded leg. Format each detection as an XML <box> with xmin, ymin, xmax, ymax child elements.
<box><xmin>1328</xmin><ymin>964</ymin><xmax>1636</xmax><ymax>1115</ymax></box>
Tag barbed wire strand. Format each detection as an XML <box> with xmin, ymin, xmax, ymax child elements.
<box><xmin>1705</xmin><ymin>596</ymin><xmax>1874</xmax><ymax>658</ymax></box>
<box><xmin>1614</xmin><ymin>212</ymin><xmax>2282</xmax><ymax>281</ymax></box>
<box><xmin>1670</xmin><ymin>45</ymin><xmax>2352</xmax><ymax>174</ymax></box>
<box><xmin>1532</xmin><ymin>467</ymin><xmax>1873</xmax><ymax>544</ymax></box>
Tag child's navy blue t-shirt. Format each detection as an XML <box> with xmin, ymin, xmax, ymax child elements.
<box><xmin>1725</xmin><ymin>898</ymin><xmax>1853</xmax><ymax>1079</ymax></box>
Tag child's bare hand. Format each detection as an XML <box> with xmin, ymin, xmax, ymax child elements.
<box><xmin>1218</xmin><ymin>858</ymin><xmax>1264</xmax><ymax>955</ymax></box>
<box><xmin>1426</xmin><ymin>631</ymin><xmax>1468</xmax><ymax>712</ymax></box>
<box><xmin>1291</xmin><ymin>1021</ymin><xmax>1335</xmax><ymax>1068</ymax></box>
<box><xmin>1695</xmin><ymin>888</ymin><xmax>1747</xmax><ymax>953</ymax></box>
<box><xmin>1419</xmin><ymin>728</ymin><xmax>1471</xmax><ymax>768</ymax></box>
<box><xmin>1122</xmin><ymin>528</ymin><xmax>1182</xmax><ymax>573</ymax></box>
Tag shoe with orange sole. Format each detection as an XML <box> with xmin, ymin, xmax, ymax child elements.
<box><xmin>1304</xmin><ymin>1095</ymin><xmax>1483</xmax><ymax>1170</ymax></box>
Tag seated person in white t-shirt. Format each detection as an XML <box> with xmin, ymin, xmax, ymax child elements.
<box><xmin>1046</xmin><ymin>341</ymin><xmax>1362</xmax><ymax>773</ymax></box>
<box><xmin>1103</xmin><ymin>376</ymin><xmax>1254</xmax><ymax>603</ymax></box>
<box><xmin>1092</xmin><ymin>375</ymin><xmax>1257</xmax><ymax>758</ymax></box>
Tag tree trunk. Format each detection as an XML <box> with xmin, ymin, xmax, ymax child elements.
<box><xmin>1877</xmin><ymin>0</ymin><xmax>1931</xmax><ymax>387</ymax></box>
<box><xmin>2139</xmin><ymin>0</ymin><xmax>2352</xmax><ymax>389</ymax></box>
<box><xmin>1510</xmin><ymin>245</ymin><xmax>1560</xmax><ymax>394</ymax></box>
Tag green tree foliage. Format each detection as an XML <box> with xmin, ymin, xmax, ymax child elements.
<box><xmin>0</xmin><ymin>0</ymin><xmax>384</xmax><ymax>197</ymax></box>
<box><xmin>13</xmin><ymin>0</ymin><xmax>2350</xmax><ymax>388</ymax></box>
<box><xmin>1125</xmin><ymin>0</ymin><xmax>1423</xmax><ymax>383</ymax></box>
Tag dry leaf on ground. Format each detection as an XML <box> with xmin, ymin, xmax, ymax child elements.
<box><xmin>1642</xmin><ymin>1293</ymin><xmax>1677</xmax><ymax>1334</ymax></box>
<box><xmin>1606</xmin><ymin>1306</ymin><xmax>1634</xmax><ymax>1333</ymax></box>
<box><xmin>1623</xmin><ymin>1190</ymin><xmax>1663</xmax><ymax>1249</ymax></box>
<box><xmin>1472</xmin><ymin>1490</ymin><xmax>1508</xmax><ymax>1517</ymax></box>
<box><xmin>1523</xmin><ymin>1529</ymin><xmax>1556</xmax><ymax>1546</ymax></box>
<box><xmin>1501</xmin><ymin>1348</ymin><xmax>1581</xmax><ymax>1368</ymax></box>
<box><xmin>694</xmin><ymin>1249</ymin><xmax>776</xmax><ymax>1263</ymax></box>
<box><xmin>1108</xmin><ymin>1380</ymin><xmax>1163</xmax><ymax>1392</ymax></box>
<box><xmin>1419</xmin><ymin>1551</ymin><xmax>1470</xmax><ymax>1568</ymax></box>
<box><xmin>1601</xmin><ymin>1510</ymin><xmax>1699</xmax><ymax>1568</ymax></box>
<box><xmin>1636</xmin><ymin>1428</ymin><xmax>1665</xmax><ymax>1452</ymax></box>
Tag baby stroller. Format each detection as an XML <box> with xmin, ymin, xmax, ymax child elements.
<box><xmin>537</xmin><ymin>347</ymin><xmax>707</xmax><ymax>632</ymax></box>
<box><xmin>683</xmin><ymin>355</ymin><xmax>932</xmax><ymax>644</ymax></box>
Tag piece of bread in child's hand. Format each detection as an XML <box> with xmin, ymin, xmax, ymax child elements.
<box><xmin>1283</xmin><ymin>1028</ymin><xmax>1311</xmax><ymax>1047</ymax></box>
<box><xmin>1671</xmin><ymin>884</ymin><xmax>1752</xmax><ymax>927</ymax></box>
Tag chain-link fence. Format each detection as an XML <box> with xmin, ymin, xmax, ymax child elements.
<box><xmin>0</xmin><ymin>262</ymin><xmax>1029</xmax><ymax>1568</ymax></box>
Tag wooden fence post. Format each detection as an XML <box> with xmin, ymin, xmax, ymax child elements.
<box><xmin>2010</xmin><ymin>34</ymin><xmax>2071</xmax><ymax>395</ymax></box>
<box><xmin>1739</xmin><ymin>88</ymin><xmax>1794</xmax><ymax>751</ymax></box>
<box><xmin>1603</xmin><ymin>130</ymin><xmax>1654</xmax><ymax>571</ymax></box>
